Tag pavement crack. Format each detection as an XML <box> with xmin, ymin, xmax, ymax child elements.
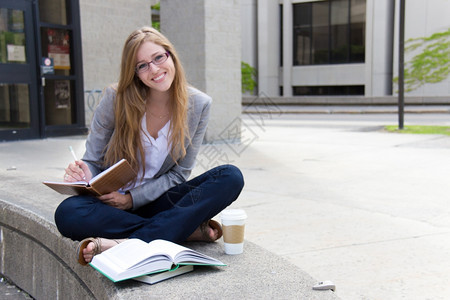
<box><xmin>281</xmin><ymin>231</ymin><xmax>450</xmax><ymax>256</ymax></box>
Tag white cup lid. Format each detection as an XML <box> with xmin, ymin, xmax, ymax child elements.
<box><xmin>220</xmin><ymin>209</ymin><xmax>247</xmax><ymax>220</ymax></box>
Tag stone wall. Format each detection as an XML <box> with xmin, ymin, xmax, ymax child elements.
<box><xmin>79</xmin><ymin>0</ymin><xmax>155</xmax><ymax>126</ymax></box>
<box><xmin>79</xmin><ymin>0</ymin><xmax>153</xmax><ymax>91</ymax></box>
<box><xmin>161</xmin><ymin>0</ymin><xmax>242</xmax><ymax>143</ymax></box>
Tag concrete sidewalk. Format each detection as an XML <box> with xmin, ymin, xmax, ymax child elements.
<box><xmin>232</xmin><ymin>113</ymin><xmax>450</xmax><ymax>299</ymax></box>
<box><xmin>1</xmin><ymin>111</ymin><xmax>450</xmax><ymax>299</ymax></box>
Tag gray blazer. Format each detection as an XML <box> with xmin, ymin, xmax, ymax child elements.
<box><xmin>82</xmin><ymin>86</ymin><xmax>212</xmax><ymax>210</ymax></box>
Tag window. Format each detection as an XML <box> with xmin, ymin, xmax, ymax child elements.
<box><xmin>38</xmin><ymin>0</ymin><xmax>80</xmax><ymax>127</ymax></box>
<box><xmin>293</xmin><ymin>85</ymin><xmax>364</xmax><ymax>96</ymax></box>
<box><xmin>0</xmin><ymin>8</ymin><xmax>26</xmax><ymax>65</ymax></box>
<box><xmin>293</xmin><ymin>0</ymin><xmax>365</xmax><ymax>65</ymax></box>
<box><xmin>0</xmin><ymin>8</ymin><xmax>31</xmax><ymax>131</ymax></box>
<box><xmin>0</xmin><ymin>83</ymin><xmax>31</xmax><ymax>129</ymax></box>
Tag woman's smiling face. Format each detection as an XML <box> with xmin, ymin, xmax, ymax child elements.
<box><xmin>135</xmin><ymin>41</ymin><xmax>175</xmax><ymax>94</ymax></box>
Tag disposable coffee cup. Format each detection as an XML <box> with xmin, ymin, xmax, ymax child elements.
<box><xmin>220</xmin><ymin>209</ymin><xmax>247</xmax><ymax>255</ymax></box>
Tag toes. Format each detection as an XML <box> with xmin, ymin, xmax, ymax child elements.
<box><xmin>211</xmin><ymin>227</ymin><xmax>219</xmax><ymax>240</ymax></box>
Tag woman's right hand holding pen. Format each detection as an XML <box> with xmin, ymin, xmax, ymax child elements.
<box><xmin>64</xmin><ymin>160</ymin><xmax>92</xmax><ymax>183</ymax></box>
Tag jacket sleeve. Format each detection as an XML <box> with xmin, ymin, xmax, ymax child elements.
<box><xmin>129</xmin><ymin>91</ymin><xmax>212</xmax><ymax>210</ymax></box>
<box><xmin>82</xmin><ymin>86</ymin><xmax>116</xmax><ymax>176</ymax></box>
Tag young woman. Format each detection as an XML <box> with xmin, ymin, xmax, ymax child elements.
<box><xmin>54</xmin><ymin>27</ymin><xmax>244</xmax><ymax>265</ymax></box>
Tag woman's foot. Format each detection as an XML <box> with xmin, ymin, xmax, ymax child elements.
<box><xmin>77</xmin><ymin>238</ymin><xmax>126</xmax><ymax>265</ymax></box>
<box><xmin>186</xmin><ymin>220</ymin><xmax>223</xmax><ymax>242</ymax></box>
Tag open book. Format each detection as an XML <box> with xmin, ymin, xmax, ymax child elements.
<box><xmin>43</xmin><ymin>159</ymin><xmax>137</xmax><ymax>196</ymax></box>
<box><xmin>90</xmin><ymin>239</ymin><xmax>225</xmax><ymax>282</ymax></box>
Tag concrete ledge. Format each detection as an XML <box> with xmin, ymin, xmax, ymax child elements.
<box><xmin>0</xmin><ymin>199</ymin><xmax>338</xmax><ymax>299</ymax></box>
<box><xmin>0</xmin><ymin>199</ymin><xmax>112</xmax><ymax>299</ymax></box>
<box><xmin>0</xmin><ymin>139</ymin><xmax>338</xmax><ymax>298</ymax></box>
<box><xmin>243</xmin><ymin>95</ymin><xmax>450</xmax><ymax>106</ymax></box>
<box><xmin>242</xmin><ymin>104</ymin><xmax>450</xmax><ymax>115</ymax></box>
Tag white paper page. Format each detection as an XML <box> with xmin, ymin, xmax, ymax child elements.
<box><xmin>98</xmin><ymin>238</ymin><xmax>169</xmax><ymax>271</ymax></box>
<box><xmin>42</xmin><ymin>180</ymin><xmax>87</xmax><ymax>185</ymax></box>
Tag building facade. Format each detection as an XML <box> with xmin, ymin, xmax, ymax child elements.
<box><xmin>0</xmin><ymin>0</ymin><xmax>152</xmax><ymax>141</ymax></box>
<box><xmin>1</xmin><ymin>0</ymin><xmax>242</xmax><ymax>142</ymax></box>
<box><xmin>242</xmin><ymin>0</ymin><xmax>450</xmax><ymax>99</ymax></box>
<box><xmin>4</xmin><ymin>0</ymin><xmax>447</xmax><ymax>141</ymax></box>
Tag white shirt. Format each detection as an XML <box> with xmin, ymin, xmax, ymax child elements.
<box><xmin>125</xmin><ymin>113</ymin><xmax>170</xmax><ymax>190</ymax></box>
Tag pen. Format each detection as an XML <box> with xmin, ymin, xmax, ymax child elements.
<box><xmin>69</xmin><ymin>146</ymin><xmax>78</xmax><ymax>161</ymax></box>
<box><xmin>69</xmin><ymin>146</ymin><xmax>86</xmax><ymax>180</ymax></box>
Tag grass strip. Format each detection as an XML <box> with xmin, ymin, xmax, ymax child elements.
<box><xmin>384</xmin><ymin>125</ymin><xmax>450</xmax><ymax>136</ymax></box>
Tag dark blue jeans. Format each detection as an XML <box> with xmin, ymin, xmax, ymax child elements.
<box><xmin>54</xmin><ymin>165</ymin><xmax>244</xmax><ymax>243</ymax></box>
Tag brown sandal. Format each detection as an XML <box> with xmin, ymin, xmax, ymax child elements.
<box><xmin>77</xmin><ymin>237</ymin><xmax>102</xmax><ymax>266</ymax></box>
<box><xmin>77</xmin><ymin>238</ymin><xmax>124</xmax><ymax>266</ymax></box>
<box><xmin>186</xmin><ymin>220</ymin><xmax>223</xmax><ymax>242</ymax></box>
<box><xmin>202</xmin><ymin>220</ymin><xmax>223</xmax><ymax>242</ymax></box>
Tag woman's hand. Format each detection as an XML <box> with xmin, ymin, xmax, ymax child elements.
<box><xmin>64</xmin><ymin>160</ymin><xmax>93</xmax><ymax>182</ymax></box>
<box><xmin>98</xmin><ymin>192</ymin><xmax>133</xmax><ymax>210</ymax></box>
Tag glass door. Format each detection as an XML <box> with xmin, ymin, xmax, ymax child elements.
<box><xmin>0</xmin><ymin>0</ymin><xmax>39</xmax><ymax>140</ymax></box>
<box><xmin>37</xmin><ymin>0</ymin><xmax>85</xmax><ymax>137</ymax></box>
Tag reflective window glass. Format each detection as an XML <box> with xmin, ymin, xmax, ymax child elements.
<box><xmin>0</xmin><ymin>83</ymin><xmax>31</xmax><ymax>130</ymax></box>
<box><xmin>312</xmin><ymin>2</ymin><xmax>329</xmax><ymax>64</ymax></box>
<box><xmin>44</xmin><ymin>79</ymin><xmax>76</xmax><ymax>126</ymax></box>
<box><xmin>330</xmin><ymin>0</ymin><xmax>349</xmax><ymax>63</ymax></box>
<box><xmin>39</xmin><ymin>0</ymin><xmax>68</xmax><ymax>25</ymax></box>
<box><xmin>293</xmin><ymin>0</ymin><xmax>366</xmax><ymax>65</ymax></box>
<box><xmin>0</xmin><ymin>8</ymin><xmax>26</xmax><ymax>64</ymax></box>
<box><xmin>40</xmin><ymin>27</ymin><xmax>72</xmax><ymax>75</ymax></box>
<box><xmin>350</xmin><ymin>0</ymin><xmax>366</xmax><ymax>61</ymax></box>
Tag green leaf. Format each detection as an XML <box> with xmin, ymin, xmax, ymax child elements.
<box><xmin>394</xmin><ymin>28</ymin><xmax>450</xmax><ymax>92</ymax></box>
<box><xmin>241</xmin><ymin>61</ymin><xmax>257</xmax><ymax>94</ymax></box>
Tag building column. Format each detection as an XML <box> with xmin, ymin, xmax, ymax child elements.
<box><xmin>257</xmin><ymin>0</ymin><xmax>281</xmax><ymax>97</ymax></box>
<box><xmin>282</xmin><ymin>0</ymin><xmax>293</xmax><ymax>97</ymax></box>
<box><xmin>365</xmin><ymin>0</ymin><xmax>395</xmax><ymax>96</ymax></box>
<box><xmin>160</xmin><ymin>0</ymin><xmax>242</xmax><ymax>143</ymax></box>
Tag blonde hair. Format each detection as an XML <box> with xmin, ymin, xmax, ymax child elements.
<box><xmin>104</xmin><ymin>27</ymin><xmax>189</xmax><ymax>176</ymax></box>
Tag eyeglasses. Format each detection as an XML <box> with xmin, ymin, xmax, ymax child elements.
<box><xmin>135</xmin><ymin>52</ymin><xmax>170</xmax><ymax>74</ymax></box>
